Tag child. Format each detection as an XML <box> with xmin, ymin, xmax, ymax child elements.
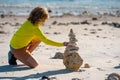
<box><xmin>8</xmin><ymin>6</ymin><xmax>68</xmax><ymax>68</ymax></box>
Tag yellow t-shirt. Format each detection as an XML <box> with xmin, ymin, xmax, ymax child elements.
<box><xmin>10</xmin><ymin>20</ymin><xmax>63</xmax><ymax>49</ymax></box>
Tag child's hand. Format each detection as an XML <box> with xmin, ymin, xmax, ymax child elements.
<box><xmin>63</xmin><ymin>42</ymin><xmax>69</xmax><ymax>46</ymax></box>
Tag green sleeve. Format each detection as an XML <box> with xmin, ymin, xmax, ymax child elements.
<box><xmin>34</xmin><ymin>28</ymin><xmax>64</xmax><ymax>47</ymax></box>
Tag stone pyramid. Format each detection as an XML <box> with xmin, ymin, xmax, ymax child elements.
<box><xmin>63</xmin><ymin>29</ymin><xmax>83</xmax><ymax>71</ymax></box>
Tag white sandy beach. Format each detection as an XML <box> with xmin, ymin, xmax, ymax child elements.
<box><xmin>0</xmin><ymin>14</ymin><xmax>120</xmax><ymax>80</ymax></box>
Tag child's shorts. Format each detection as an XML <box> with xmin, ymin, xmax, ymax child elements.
<box><xmin>10</xmin><ymin>45</ymin><xmax>15</xmax><ymax>50</ymax></box>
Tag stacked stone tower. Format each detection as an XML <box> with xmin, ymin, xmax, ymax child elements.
<box><xmin>63</xmin><ymin>29</ymin><xmax>83</xmax><ymax>71</ymax></box>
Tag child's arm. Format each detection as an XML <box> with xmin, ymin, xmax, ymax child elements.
<box><xmin>34</xmin><ymin>28</ymin><xmax>64</xmax><ymax>47</ymax></box>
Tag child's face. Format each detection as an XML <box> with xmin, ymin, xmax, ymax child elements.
<box><xmin>37</xmin><ymin>14</ymin><xmax>49</xmax><ymax>26</ymax></box>
<box><xmin>38</xmin><ymin>19</ymin><xmax>46</xmax><ymax>26</ymax></box>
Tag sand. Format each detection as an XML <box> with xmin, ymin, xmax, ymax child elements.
<box><xmin>0</xmin><ymin>14</ymin><xmax>120</xmax><ymax>80</ymax></box>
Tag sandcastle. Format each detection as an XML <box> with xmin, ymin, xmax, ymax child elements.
<box><xmin>63</xmin><ymin>29</ymin><xmax>83</xmax><ymax>71</ymax></box>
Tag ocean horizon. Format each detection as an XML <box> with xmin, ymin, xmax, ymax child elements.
<box><xmin>0</xmin><ymin>0</ymin><xmax>120</xmax><ymax>16</ymax></box>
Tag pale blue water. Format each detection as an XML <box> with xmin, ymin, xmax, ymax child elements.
<box><xmin>0</xmin><ymin>0</ymin><xmax>120</xmax><ymax>16</ymax></box>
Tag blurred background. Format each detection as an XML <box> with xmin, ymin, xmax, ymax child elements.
<box><xmin>0</xmin><ymin>0</ymin><xmax>120</xmax><ymax>16</ymax></box>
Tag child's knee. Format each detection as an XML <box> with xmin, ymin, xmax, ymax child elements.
<box><xmin>30</xmin><ymin>63</ymin><xmax>39</xmax><ymax>68</ymax></box>
<box><xmin>26</xmin><ymin>57</ymin><xmax>39</xmax><ymax>68</ymax></box>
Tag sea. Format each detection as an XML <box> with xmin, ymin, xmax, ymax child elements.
<box><xmin>0</xmin><ymin>0</ymin><xmax>120</xmax><ymax>16</ymax></box>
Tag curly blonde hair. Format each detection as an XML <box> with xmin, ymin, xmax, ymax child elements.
<box><xmin>28</xmin><ymin>6</ymin><xmax>49</xmax><ymax>25</ymax></box>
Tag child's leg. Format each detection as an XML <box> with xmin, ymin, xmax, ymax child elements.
<box><xmin>27</xmin><ymin>39</ymin><xmax>41</xmax><ymax>53</ymax></box>
<box><xmin>11</xmin><ymin>47</ymin><xmax>39</xmax><ymax>68</ymax></box>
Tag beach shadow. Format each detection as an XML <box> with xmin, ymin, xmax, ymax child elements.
<box><xmin>0</xmin><ymin>65</ymin><xmax>30</xmax><ymax>73</ymax></box>
<box><xmin>114</xmin><ymin>65</ymin><xmax>120</xmax><ymax>69</ymax></box>
<box><xmin>0</xmin><ymin>69</ymin><xmax>71</xmax><ymax>80</ymax></box>
<box><xmin>37</xmin><ymin>69</ymin><xmax>71</xmax><ymax>76</ymax></box>
<box><xmin>18</xmin><ymin>69</ymin><xmax>71</xmax><ymax>80</ymax></box>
